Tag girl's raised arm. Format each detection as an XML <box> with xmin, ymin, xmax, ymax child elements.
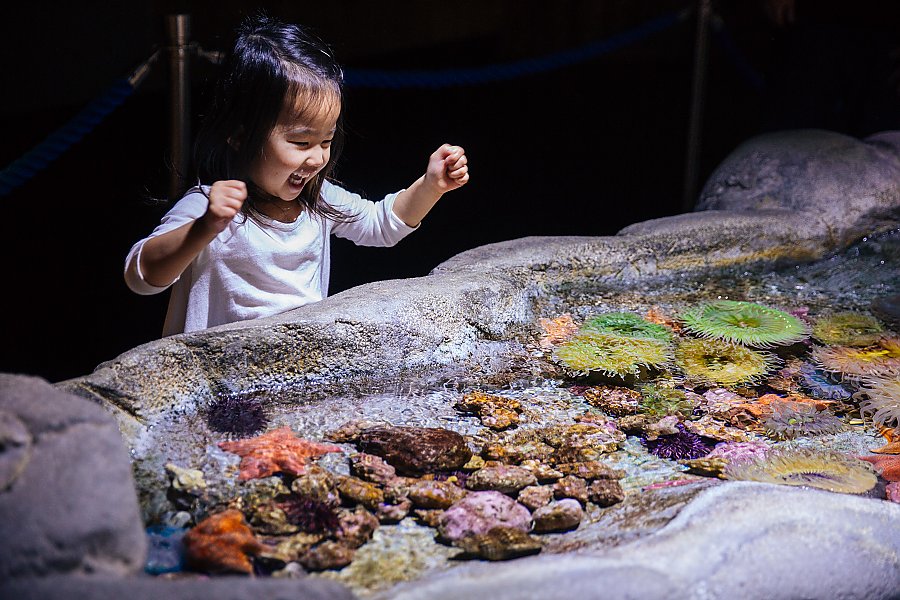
<box><xmin>392</xmin><ymin>144</ymin><xmax>469</xmax><ymax>227</ymax></box>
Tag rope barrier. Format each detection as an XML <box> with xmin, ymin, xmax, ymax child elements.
<box><xmin>344</xmin><ymin>9</ymin><xmax>690</xmax><ymax>89</ymax></box>
<box><xmin>0</xmin><ymin>50</ymin><xmax>160</xmax><ymax>197</ymax></box>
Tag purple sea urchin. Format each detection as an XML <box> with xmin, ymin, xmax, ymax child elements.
<box><xmin>856</xmin><ymin>374</ymin><xmax>900</xmax><ymax>428</ymax></box>
<box><xmin>644</xmin><ymin>423</ymin><xmax>714</xmax><ymax>460</ymax></box>
<box><xmin>813</xmin><ymin>336</ymin><xmax>900</xmax><ymax>380</ymax></box>
<box><xmin>679</xmin><ymin>300</ymin><xmax>809</xmax><ymax>348</ymax></box>
<box><xmin>278</xmin><ymin>494</ymin><xmax>340</xmax><ymax>533</ymax></box>
<box><xmin>581</xmin><ymin>312</ymin><xmax>673</xmax><ymax>343</ymax></box>
<box><xmin>811</xmin><ymin>312</ymin><xmax>885</xmax><ymax>347</ymax></box>
<box><xmin>206</xmin><ymin>390</ymin><xmax>270</xmax><ymax>437</ymax></box>
<box><xmin>723</xmin><ymin>448</ymin><xmax>878</xmax><ymax>494</ymax></box>
<box><xmin>553</xmin><ymin>331</ymin><xmax>671</xmax><ymax>379</ymax></box>
<box><xmin>674</xmin><ymin>338</ymin><xmax>778</xmax><ymax>387</ymax></box>
<box><xmin>763</xmin><ymin>400</ymin><xmax>844</xmax><ymax>440</ymax></box>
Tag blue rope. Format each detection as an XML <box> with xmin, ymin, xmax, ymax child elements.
<box><xmin>0</xmin><ymin>79</ymin><xmax>134</xmax><ymax>197</ymax></box>
<box><xmin>344</xmin><ymin>9</ymin><xmax>687</xmax><ymax>89</ymax></box>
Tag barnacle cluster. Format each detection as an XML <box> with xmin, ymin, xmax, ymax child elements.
<box><xmin>813</xmin><ymin>336</ymin><xmax>900</xmax><ymax>380</ymax></box>
<box><xmin>724</xmin><ymin>448</ymin><xmax>878</xmax><ymax>494</ymax></box>
<box><xmin>674</xmin><ymin>338</ymin><xmax>778</xmax><ymax>388</ymax></box>
<box><xmin>679</xmin><ymin>300</ymin><xmax>809</xmax><ymax>348</ymax></box>
<box><xmin>811</xmin><ymin>312</ymin><xmax>884</xmax><ymax>347</ymax></box>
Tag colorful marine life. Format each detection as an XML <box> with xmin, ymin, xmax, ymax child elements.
<box><xmin>858</xmin><ymin>454</ymin><xmax>900</xmax><ymax>482</ymax></box>
<box><xmin>218</xmin><ymin>426</ymin><xmax>343</xmax><ymax>480</ymax></box>
<box><xmin>278</xmin><ymin>494</ymin><xmax>340</xmax><ymax>533</ymax></box>
<box><xmin>538</xmin><ymin>313</ymin><xmax>579</xmax><ymax>349</ymax></box>
<box><xmin>581</xmin><ymin>311</ymin><xmax>673</xmax><ymax>342</ymax></box>
<box><xmin>643</xmin><ymin>423</ymin><xmax>714</xmax><ymax>460</ymax></box>
<box><xmin>679</xmin><ymin>300</ymin><xmax>809</xmax><ymax>348</ymax></box>
<box><xmin>206</xmin><ymin>390</ymin><xmax>270</xmax><ymax>437</ymax></box>
<box><xmin>813</xmin><ymin>336</ymin><xmax>900</xmax><ymax>380</ymax></box>
<box><xmin>638</xmin><ymin>383</ymin><xmax>698</xmax><ymax>418</ymax></box>
<box><xmin>553</xmin><ymin>331</ymin><xmax>671</xmax><ymax>379</ymax></box>
<box><xmin>762</xmin><ymin>399</ymin><xmax>844</xmax><ymax>440</ymax></box>
<box><xmin>182</xmin><ymin>509</ymin><xmax>265</xmax><ymax>574</ymax></box>
<box><xmin>811</xmin><ymin>311</ymin><xmax>884</xmax><ymax>347</ymax></box>
<box><xmin>675</xmin><ymin>337</ymin><xmax>777</xmax><ymax>387</ymax></box>
<box><xmin>856</xmin><ymin>373</ymin><xmax>900</xmax><ymax>428</ymax></box>
<box><xmin>724</xmin><ymin>449</ymin><xmax>878</xmax><ymax>494</ymax></box>
<box><xmin>798</xmin><ymin>362</ymin><xmax>854</xmax><ymax>400</ymax></box>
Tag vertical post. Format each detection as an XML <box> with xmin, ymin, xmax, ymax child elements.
<box><xmin>167</xmin><ymin>14</ymin><xmax>191</xmax><ymax>200</ymax></box>
<box><xmin>682</xmin><ymin>0</ymin><xmax>711</xmax><ymax>212</ymax></box>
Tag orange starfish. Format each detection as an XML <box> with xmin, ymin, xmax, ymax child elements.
<box><xmin>872</xmin><ymin>425</ymin><xmax>900</xmax><ymax>455</ymax></box>
<box><xmin>858</xmin><ymin>454</ymin><xmax>900</xmax><ymax>482</ymax></box>
<box><xmin>538</xmin><ymin>314</ymin><xmax>578</xmax><ymax>349</ymax></box>
<box><xmin>183</xmin><ymin>509</ymin><xmax>265</xmax><ymax>574</ymax></box>
<box><xmin>218</xmin><ymin>426</ymin><xmax>343</xmax><ymax>480</ymax></box>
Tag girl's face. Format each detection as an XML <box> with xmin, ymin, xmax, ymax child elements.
<box><xmin>248</xmin><ymin>96</ymin><xmax>340</xmax><ymax>202</ymax></box>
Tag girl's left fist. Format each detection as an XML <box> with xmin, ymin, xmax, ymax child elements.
<box><xmin>427</xmin><ymin>143</ymin><xmax>469</xmax><ymax>192</ymax></box>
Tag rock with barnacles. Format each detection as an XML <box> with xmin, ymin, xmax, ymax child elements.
<box><xmin>408</xmin><ymin>479</ymin><xmax>468</xmax><ymax>509</ymax></box>
<box><xmin>453</xmin><ymin>526</ymin><xmax>543</xmax><ymax>561</ymax></box>
<box><xmin>349</xmin><ymin>452</ymin><xmax>398</xmax><ymax>486</ymax></box>
<box><xmin>553</xmin><ymin>476</ymin><xmax>589</xmax><ymax>505</ymax></box>
<box><xmin>456</xmin><ymin>391</ymin><xmax>525</xmax><ymax>430</ymax></box>
<box><xmin>336</xmin><ymin>475</ymin><xmax>384</xmax><ymax>511</ymax></box>
<box><xmin>518</xmin><ymin>459</ymin><xmax>564</xmax><ymax>483</ymax></box>
<box><xmin>356</xmin><ymin>426</ymin><xmax>472</xmax><ymax>476</ymax></box>
<box><xmin>588</xmin><ymin>479</ymin><xmax>626</xmax><ymax>507</ymax></box>
<box><xmin>582</xmin><ymin>385</ymin><xmax>643</xmax><ymax>416</ymax></box>
<box><xmin>466</xmin><ymin>465</ymin><xmax>537</xmax><ymax>495</ymax></box>
<box><xmin>555</xmin><ymin>460</ymin><xmax>625</xmax><ymax>481</ymax></box>
<box><xmin>335</xmin><ymin>506</ymin><xmax>379</xmax><ymax>549</ymax></box>
<box><xmin>438</xmin><ymin>491</ymin><xmax>532</xmax><ymax>542</ymax></box>
<box><xmin>551</xmin><ymin>424</ymin><xmax>626</xmax><ymax>463</ymax></box>
<box><xmin>532</xmin><ymin>499</ymin><xmax>584</xmax><ymax>533</ymax></box>
<box><xmin>291</xmin><ymin>464</ymin><xmax>339</xmax><ymax>504</ymax></box>
<box><xmin>517</xmin><ymin>485</ymin><xmax>554</xmax><ymax>511</ymax></box>
<box><xmin>375</xmin><ymin>497</ymin><xmax>412</xmax><ymax>523</ymax></box>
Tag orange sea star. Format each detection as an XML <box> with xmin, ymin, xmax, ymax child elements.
<box><xmin>858</xmin><ymin>454</ymin><xmax>900</xmax><ymax>482</ymax></box>
<box><xmin>218</xmin><ymin>426</ymin><xmax>343</xmax><ymax>480</ymax></box>
<box><xmin>183</xmin><ymin>509</ymin><xmax>265</xmax><ymax>574</ymax></box>
<box><xmin>872</xmin><ymin>426</ymin><xmax>900</xmax><ymax>455</ymax></box>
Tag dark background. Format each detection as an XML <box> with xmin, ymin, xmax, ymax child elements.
<box><xmin>2</xmin><ymin>0</ymin><xmax>899</xmax><ymax>383</ymax></box>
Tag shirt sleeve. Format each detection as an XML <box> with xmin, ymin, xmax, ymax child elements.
<box><xmin>123</xmin><ymin>188</ymin><xmax>210</xmax><ymax>295</ymax></box>
<box><xmin>325</xmin><ymin>181</ymin><xmax>418</xmax><ymax>247</ymax></box>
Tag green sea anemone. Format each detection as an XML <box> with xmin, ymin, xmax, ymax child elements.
<box><xmin>812</xmin><ymin>336</ymin><xmax>900</xmax><ymax>380</ymax></box>
<box><xmin>811</xmin><ymin>311</ymin><xmax>884</xmax><ymax>347</ymax></box>
<box><xmin>581</xmin><ymin>312</ymin><xmax>673</xmax><ymax>343</ymax></box>
<box><xmin>856</xmin><ymin>373</ymin><xmax>900</xmax><ymax>428</ymax></box>
<box><xmin>679</xmin><ymin>300</ymin><xmax>809</xmax><ymax>348</ymax></box>
<box><xmin>724</xmin><ymin>448</ymin><xmax>878</xmax><ymax>494</ymax></box>
<box><xmin>553</xmin><ymin>331</ymin><xmax>671</xmax><ymax>379</ymax></box>
<box><xmin>638</xmin><ymin>383</ymin><xmax>698</xmax><ymax>418</ymax></box>
<box><xmin>674</xmin><ymin>337</ymin><xmax>778</xmax><ymax>387</ymax></box>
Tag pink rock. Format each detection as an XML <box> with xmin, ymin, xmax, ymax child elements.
<box><xmin>438</xmin><ymin>491</ymin><xmax>532</xmax><ymax>542</ymax></box>
<box><xmin>886</xmin><ymin>482</ymin><xmax>900</xmax><ymax>503</ymax></box>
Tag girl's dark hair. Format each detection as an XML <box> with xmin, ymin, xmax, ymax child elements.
<box><xmin>192</xmin><ymin>12</ymin><xmax>349</xmax><ymax>222</ymax></box>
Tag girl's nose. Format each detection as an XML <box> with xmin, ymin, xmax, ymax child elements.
<box><xmin>306</xmin><ymin>146</ymin><xmax>326</xmax><ymax>168</ymax></box>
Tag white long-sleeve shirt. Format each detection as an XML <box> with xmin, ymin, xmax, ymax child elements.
<box><xmin>125</xmin><ymin>180</ymin><xmax>417</xmax><ymax>336</ymax></box>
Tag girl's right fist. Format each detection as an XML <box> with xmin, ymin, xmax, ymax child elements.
<box><xmin>203</xmin><ymin>180</ymin><xmax>247</xmax><ymax>233</ymax></box>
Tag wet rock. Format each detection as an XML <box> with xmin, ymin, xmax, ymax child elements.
<box><xmin>481</xmin><ymin>439</ymin><xmax>555</xmax><ymax>464</ymax></box>
<box><xmin>0</xmin><ymin>374</ymin><xmax>147</xmax><ymax>580</ymax></box>
<box><xmin>335</xmin><ymin>506</ymin><xmax>379</xmax><ymax>549</ymax></box>
<box><xmin>438</xmin><ymin>491</ymin><xmax>533</xmax><ymax>542</ymax></box>
<box><xmin>408</xmin><ymin>479</ymin><xmax>468</xmax><ymax>509</ymax></box>
<box><xmin>454</xmin><ymin>526</ymin><xmax>543</xmax><ymax>561</ymax></box>
<box><xmin>587</xmin><ymin>479</ymin><xmax>626</xmax><ymax>507</ymax></box>
<box><xmin>556</xmin><ymin>460</ymin><xmax>625</xmax><ymax>481</ymax></box>
<box><xmin>182</xmin><ymin>509</ymin><xmax>265</xmax><ymax>574</ymax></box>
<box><xmin>349</xmin><ymin>452</ymin><xmax>398</xmax><ymax>486</ymax></box>
<box><xmin>291</xmin><ymin>464</ymin><xmax>338</xmax><ymax>504</ymax></box>
<box><xmin>375</xmin><ymin>497</ymin><xmax>412</xmax><ymax>523</ymax></box>
<box><xmin>466</xmin><ymin>465</ymin><xmax>537</xmax><ymax>495</ymax></box>
<box><xmin>357</xmin><ymin>426</ymin><xmax>472</xmax><ymax>476</ymax></box>
<box><xmin>413</xmin><ymin>508</ymin><xmax>445</xmax><ymax>528</ymax></box>
<box><xmin>336</xmin><ymin>475</ymin><xmax>384</xmax><ymax>511</ymax></box>
<box><xmin>517</xmin><ymin>485</ymin><xmax>554</xmax><ymax>511</ymax></box>
<box><xmin>299</xmin><ymin>540</ymin><xmax>355</xmax><ymax>571</ymax></box>
<box><xmin>551</xmin><ymin>424</ymin><xmax>625</xmax><ymax>464</ymax></box>
<box><xmin>271</xmin><ymin>532</ymin><xmax>326</xmax><ymax>562</ymax></box>
<box><xmin>532</xmin><ymin>499</ymin><xmax>584</xmax><ymax>533</ymax></box>
<box><xmin>681</xmin><ymin>456</ymin><xmax>729</xmax><ymax>479</ymax></box>
<box><xmin>518</xmin><ymin>459</ymin><xmax>564</xmax><ymax>483</ymax></box>
<box><xmin>455</xmin><ymin>391</ymin><xmax>524</xmax><ymax>430</ymax></box>
<box><xmin>553</xmin><ymin>476</ymin><xmax>589</xmax><ymax>505</ymax></box>
<box><xmin>582</xmin><ymin>385</ymin><xmax>642</xmax><ymax>416</ymax></box>
<box><xmin>248</xmin><ymin>503</ymin><xmax>299</xmax><ymax>535</ymax></box>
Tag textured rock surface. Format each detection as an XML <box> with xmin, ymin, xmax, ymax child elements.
<box><xmin>379</xmin><ymin>483</ymin><xmax>900</xmax><ymax>600</ymax></box>
<box><xmin>356</xmin><ymin>426</ymin><xmax>472</xmax><ymax>476</ymax></box>
<box><xmin>0</xmin><ymin>374</ymin><xmax>147</xmax><ymax>580</ymax></box>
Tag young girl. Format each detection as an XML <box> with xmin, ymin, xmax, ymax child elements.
<box><xmin>125</xmin><ymin>14</ymin><xmax>468</xmax><ymax>336</ymax></box>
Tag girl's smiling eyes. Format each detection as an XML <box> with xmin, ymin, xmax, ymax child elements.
<box><xmin>290</xmin><ymin>139</ymin><xmax>332</xmax><ymax>147</ymax></box>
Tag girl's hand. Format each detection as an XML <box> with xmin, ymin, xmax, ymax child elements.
<box><xmin>202</xmin><ymin>180</ymin><xmax>247</xmax><ymax>233</ymax></box>
<box><xmin>425</xmin><ymin>144</ymin><xmax>469</xmax><ymax>194</ymax></box>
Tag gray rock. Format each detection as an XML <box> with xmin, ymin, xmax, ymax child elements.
<box><xmin>0</xmin><ymin>575</ymin><xmax>356</xmax><ymax>600</ymax></box>
<box><xmin>0</xmin><ymin>374</ymin><xmax>147</xmax><ymax>580</ymax></box>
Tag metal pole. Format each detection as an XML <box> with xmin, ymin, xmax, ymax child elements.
<box><xmin>167</xmin><ymin>14</ymin><xmax>191</xmax><ymax>200</ymax></box>
<box><xmin>682</xmin><ymin>0</ymin><xmax>711</xmax><ymax>212</ymax></box>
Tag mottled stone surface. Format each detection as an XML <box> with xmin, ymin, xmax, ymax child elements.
<box><xmin>438</xmin><ymin>491</ymin><xmax>533</xmax><ymax>542</ymax></box>
<box><xmin>357</xmin><ymin>426</ymin><xmax>472</xmax><ymax>476</ymax></box>
<box><xmin>0</xmin><ymin>374</ymin><xmax>147</xmax><ymax>580</ymax></box>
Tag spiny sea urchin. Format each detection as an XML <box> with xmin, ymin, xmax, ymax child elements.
<box><xmin>856</xmin><ymin>373</ymin><xmax>900</xmax><ymax>428</ymax></box>
<box><xmin>812</xmin><ymin>335</ymin><xmax>900</xmax><ymax>380</ymax></box>
<box><xmin>674</xmin><ymin>338</ymin><xmax>778</xmax><ymax>388</ymax></box>
<box><xmin>762</xmin><ymin>400</ymin><xmax>844</xmax><ymax>440</ymax></box>
<box><xmin>278</xmin><ymin>494</ymin><xmax>340</xmax><ymax>533</ymax></box>
<box><xmin>643</xmin><ymin>423</ymin><xmax>714</xmax><ymax>460</ymax></box>
<box><xmin>723</xmin><ymin>448</ymin><xmax>878</xmax><ymax>494</ymax></box>
<box><xmin>206</xmin><ymin>390</ymin><xmax>270</xmax><ymax>437</ymax></box>
<box><xmin>638</xmin><ymin>383</ymin><xmax>698</xmax><ymax>419</ymax></box>
<box><xmin>581</xmin><ymin>312</ymin><xmax>673</xmax><ymax>343</ymax></box>
<box><xmin>811</xmin><ymin>311</ymin><xmax>884</xmax><ymax>347</ymax></box>
<box><xmin>553</xmin><ymin>331</ymin><xmax>671</xmax><ymax>379</ymax></box>
<box><xmin>679</xmin><ymin>300</ymin><xmax>809</xmax><ymax>348</ymax></box>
